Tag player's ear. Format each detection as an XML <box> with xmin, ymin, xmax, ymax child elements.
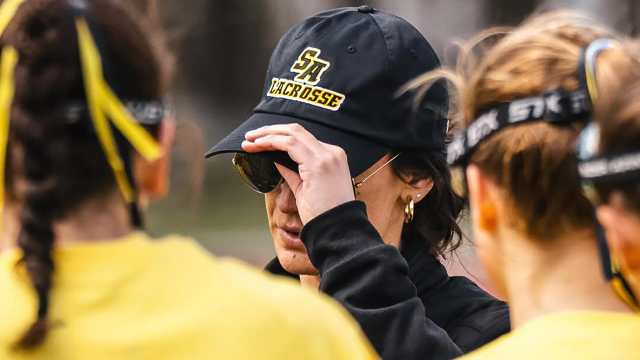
<box><xmin>135</xmin><ymin>120</ymin><xmax>175</xmax><ymax>206</ymax></box>
<box><xmin>598</xmin><ymin>202</ymin><xmax>640</xmax><ymax>284</ymax></box>
<box><xmin>467</xmin><ymin>165</ymin><xmax>499</xmax><ymax>235</ymax></box>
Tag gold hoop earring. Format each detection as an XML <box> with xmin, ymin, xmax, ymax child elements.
<box><xmin>404</xmin><ymin>197</ymin><xmax>414</xmax><ymax>223</ymax></box>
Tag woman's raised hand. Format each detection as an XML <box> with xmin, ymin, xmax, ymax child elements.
<box><xmin>243</xmin><ymin>124</ymin><xmax>355</xmax><ymax>224</ymax></box>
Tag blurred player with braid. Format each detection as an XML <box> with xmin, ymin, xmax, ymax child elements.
<box><xmin>0</xmin><ymin>1</ymin><xmax>378</xmax><ymax>359</ymax></box>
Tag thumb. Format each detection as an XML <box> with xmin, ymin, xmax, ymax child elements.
<box><xmin>275</xmin><ymin>163</ymin><xmax>302</xmax><ymax>195</ymax></box>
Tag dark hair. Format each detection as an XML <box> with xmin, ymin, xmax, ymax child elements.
<box><xmin>2</xmin><ymin>0</ymin><xmax>172</xmax><ymax>349</ymax></box>
<box><xmin>391</xmin><ymin>149</ymin><xmax>465</xmax><ymax>258</ymax></box>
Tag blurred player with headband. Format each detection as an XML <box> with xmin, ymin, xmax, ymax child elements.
<box><xmin>576</xmin><ymin>65</ymin><xmax>640</xmax><ymax>303</ymax></box>
<box><xmin>405</xmin><ymin>10</ymin><xmax>640</xmax><ymax>360</ymax></box>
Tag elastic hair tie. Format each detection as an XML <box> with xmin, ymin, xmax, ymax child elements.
<box><xmin>577</xmin><ymin>38</ymin><xmax>617</xmax><ymax>105</ymax></box>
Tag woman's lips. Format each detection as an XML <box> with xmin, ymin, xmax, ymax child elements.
<box><xmin>278</xmin><ymin>227</ymin><xmax>304</xmax><ymax>250</ymax></box>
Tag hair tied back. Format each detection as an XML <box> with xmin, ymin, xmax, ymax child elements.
<box><xmin>70</xmin><ymin>0</ymin><xmax>163</xmax><ymax>227</ymax></box>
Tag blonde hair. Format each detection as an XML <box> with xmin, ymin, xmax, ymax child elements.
<box><xmin>407</xmin><ymin>10</ymin><xmax>640</xmax><ymax>241</ymax></box>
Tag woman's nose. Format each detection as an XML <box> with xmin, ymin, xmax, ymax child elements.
<box><xmin>275</xmin><ymin>181</ymin><xmax>298</xmax><ymax>215</ymax></box>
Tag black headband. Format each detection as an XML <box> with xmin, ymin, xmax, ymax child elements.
<box><xmin>447</xmin><ymin>89</ymin><xmax>591</xmax><ymax>166</ymax></box>
<box><xmin>579</xmin><ymin>150</ymin><xmax>640</xmax><ymax>183</ymax></box>
<box><xmin>65</xmin><ymin>100</ymin><xmax>167</xmax><ymax>125</ymax></box>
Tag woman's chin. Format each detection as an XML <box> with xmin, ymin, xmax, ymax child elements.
<box><xmin>275</xmin><ymin>248</ymin><xmax>319</xmax><ymax>276</ymax></box>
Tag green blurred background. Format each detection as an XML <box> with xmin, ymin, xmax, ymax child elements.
<box><xmin>142</xmin><ymin>0</ymin><xmax>639</xmax><ymax>287</ymax></box>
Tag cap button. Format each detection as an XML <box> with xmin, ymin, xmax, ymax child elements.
<box><xmin>357</xmin><ymin>5</ymin><xmax>374</xmax><ymax>13</ymax></box>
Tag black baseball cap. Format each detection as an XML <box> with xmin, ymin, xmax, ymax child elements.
<box><xmin>206</xmin><ymin>6</ymin><xmax>449</xmax><ymax>176</ymax></box>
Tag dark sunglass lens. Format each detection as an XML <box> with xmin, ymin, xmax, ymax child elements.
<box><xmin>234</xmin><ymin>153</ymin><xmax>282</xmax><ymax>193</ymax></box>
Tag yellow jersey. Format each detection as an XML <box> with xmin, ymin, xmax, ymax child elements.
<box><xmin>459</xmin><ymin>311</ymin><xmax>640</xmax><ymax>360</ymax></box>
<box><xmin>0</xmin><ymin>232</ymin><xmax>379</xmax><ymax>360</ymax></box>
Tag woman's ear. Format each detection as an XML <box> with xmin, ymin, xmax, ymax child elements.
<box><xmin>135</xmin><ymin>119</ymin><xmax>176</xmax><ymax>205</ymax></box>
<box><xmin>400</xmin><ymin>173</ymin><xmax>434</xmax><ymax>205</ymax></box>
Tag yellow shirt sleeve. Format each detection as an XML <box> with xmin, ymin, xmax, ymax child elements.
<box><xmin>213</xmin><ymin>257</ymin><xmax>380</xmax><ymax>360</ymax></box>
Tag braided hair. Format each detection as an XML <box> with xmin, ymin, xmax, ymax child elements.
<box><xmin>2</xmin><ymin>0</ymin><xmax>171</xmax><ymax>349</ymax></box>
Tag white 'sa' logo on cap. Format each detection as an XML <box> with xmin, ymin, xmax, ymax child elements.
<box><xmin>267</xmin><ymin>47</ymin><xmax>346</xmax><ymax>111</ymax></box>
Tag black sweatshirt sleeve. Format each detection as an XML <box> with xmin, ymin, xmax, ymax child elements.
<box><xmin>300</xmin><ymin>201</ymin><xmax>463</xmax><ymax>360</ymax></box>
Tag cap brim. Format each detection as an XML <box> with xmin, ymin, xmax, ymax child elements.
<box><xmin>205</xmin><ymin>112</ymin><xmax>389</xmax><ymax>176</ymax></box>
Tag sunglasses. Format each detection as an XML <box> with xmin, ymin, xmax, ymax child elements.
<box><xmin>232</xmin><ymin>152</ymin><xmax>402</xmax><ymax>194</ymax></box>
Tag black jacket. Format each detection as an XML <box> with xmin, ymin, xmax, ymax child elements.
<box><xmin>265</xmin><ymin>201</ymin><xmax>510</xmax><ymax>360</ymax></box>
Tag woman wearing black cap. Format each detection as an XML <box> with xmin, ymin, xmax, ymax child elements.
<box><xmin>0</xmin><ymin>1</ymin><xmax>379</xmax><ymax>359</ymax></box>
<box><xmin>207</xmin><ymin>6</ymin><xmax>509</xmax><ymax>360</ymax></box>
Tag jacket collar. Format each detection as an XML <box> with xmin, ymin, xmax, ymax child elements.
<box><xmin>401</xmin><ymin>237</ymin><xmax>450</xmax><ymax>299</ymax></box>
